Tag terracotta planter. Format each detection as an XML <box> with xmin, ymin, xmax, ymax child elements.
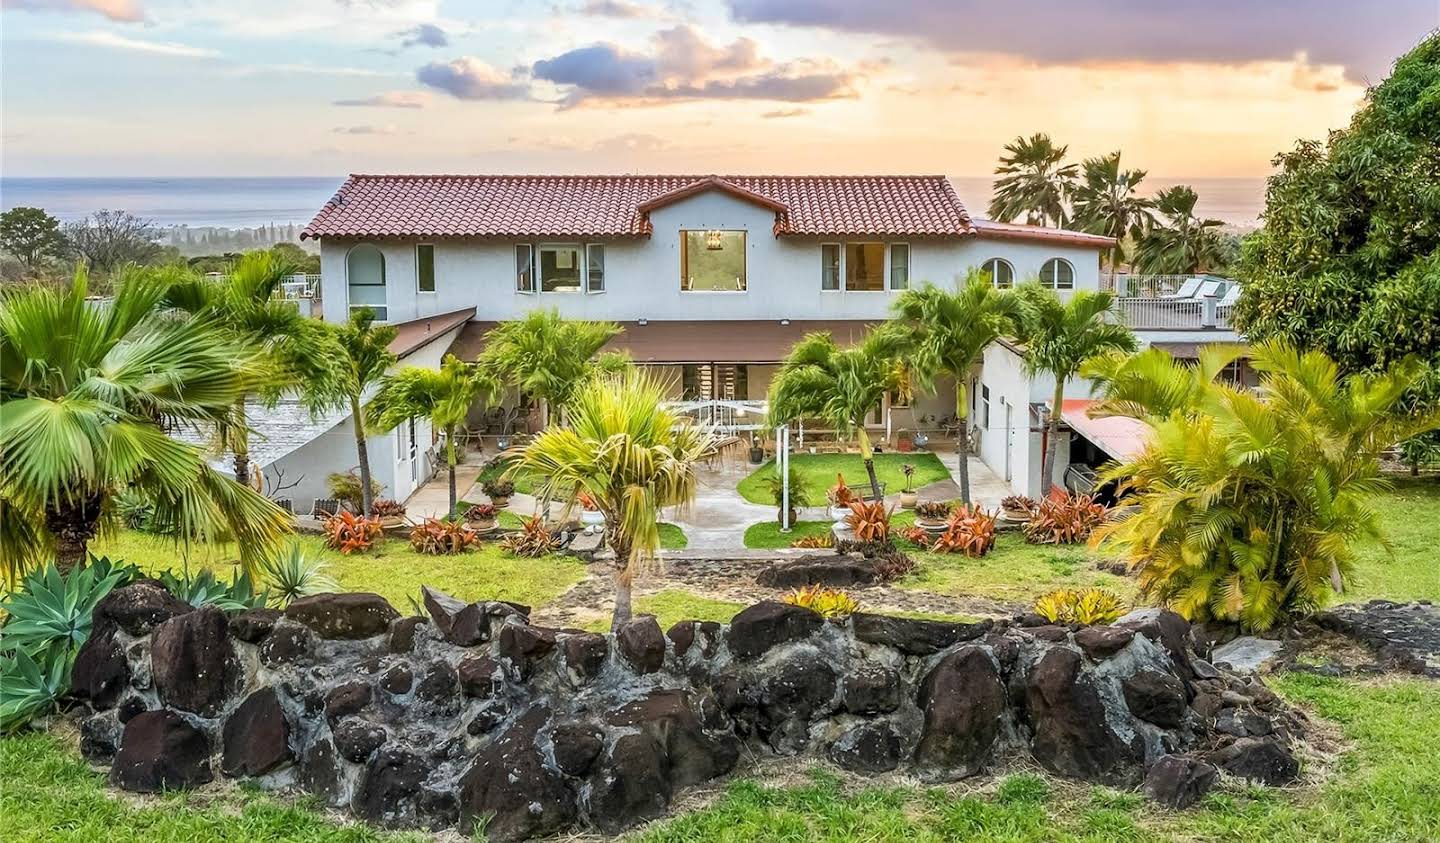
<box><xmin>899</xmin><ymin>491</ymin><xmax>918</xmax><ymax>509</ymax></box>
<box><xmin>378</xmin><ymin>515</ymin><xmax>406</xmax><ymax>530</ymax></box>
<box><xmin>1002</xmin><ymin>506</ymin><xmax>1032</xmax><ymax>522</ymax></box>
<box><xmin>467</xmin><ymin>518</ymin><xmax>497</xmax><ymax>533</ymax></box>
<box><xmin>489</xmin><ymin>495</ymin><xmax>510</xmax><ymax>509</ymax></box>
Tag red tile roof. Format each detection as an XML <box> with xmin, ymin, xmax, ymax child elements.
<box><xmin>971</xmin><ymin>218</ymin><xmax>1116</xmax><ymax>247</ymax></box>
<box><xmin>301</xmin><ymin>174</ymin><xmax>975</xmax><ymax>240</ymax></box>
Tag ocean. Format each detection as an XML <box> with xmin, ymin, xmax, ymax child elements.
<box><xmin>0</xmin><ymin>176</ymin><xmax>1267</xmax><ymax>229</ymax></box>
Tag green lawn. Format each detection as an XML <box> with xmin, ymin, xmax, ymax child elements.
<box><xmin>743</xmin><ymin>519</ymin><xmax>835</xmax><ymax>549</ymax></box>
<box><xmin>737</xmin><ymin>453</ymin><xmax>951</xmax><ymax>505</ymax></box>
<box><xmin>1348</xmin><ymin>477</ymin><xmax>1440</xmax><ymax>603</ymax></box>
<box><xmin>476</xmin><ymin>457</ymin><xmax>541</xmax><ymax>496</ymax></box>
<box><xmin>656</xmin><ymin>522</ymin><xmax>689</xmax><ymax>550</ymax></box>
<box><xmin>900</xmin><ymin>533</ymin><xmax>1134</xmax><ymax>607</ymax></box>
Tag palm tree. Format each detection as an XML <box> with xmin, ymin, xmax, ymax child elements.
<box><xmin>892</xmin><ymin>270</ymin><xmax>1020</xmax><ymax>503</ymax></box>
<box><xmin>478</xmin><ymin>309</ymin><xmax>627</xmax><ymax>428</ymax></box>
<box><xmin>1092</xmin><ymin>342</ymin><xmax>1438</xmax><ymax>630</ymax></box>
<box><xmin>767</xmin><ymin>326</ymin><xmax>907</xmax><ymax>499</ymax></box>
<box><xmin>0</xmin><ymin>267</ymin><xmax>292</xmax><ymax>576</ymax></box>
<box><xmin>1070</xmin><ymin>151</ymin><xmax>1155</xmax><ymax>279</ymax></box>
<box><xmin>1014</xmin><ymin>286</ymin><xmax>1137</xmax><ymax>492</ymax></box>
<box><xmin>511</xmin><ymin>369</ymin><xmax>717</xmax><ymax>629</ymax></box>
<box><xmin>1081</xmin><ymin>344</ymin><xmax>1246</xmax><ymax>421</ymax></box>
<box><xmin>1134</xmin><ymin>185</ymin><xmax>1227</xmax><ymax>275</ymax></box>
<box><xmin>333</xmin><ymin>309</ymin><xmax>397</xmax><ymax>516</ymax></box>
<box><xmin>988</xmin><ymin>134</ymin><xmax>1078</xmax><ymax>228</ymax></box>
<box><xmin>163</xmin><ymin>251</ymin><xmax>341</xmax><ymax>488</ymax></box>
<box><xmin>368</xmin><ymin>355</ymin><xmax>497</xmax><ymax>516</ymax></box>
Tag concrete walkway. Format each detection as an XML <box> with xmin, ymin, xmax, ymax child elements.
<box><xmin>405</xmin><ymin>463</ymin><xmax>484</xmax><ymax>520</ymax></box>
<box><xmin>932</xmin><ymin>450</ymin><xmax>1012</xmax><ymax>510</ymax></box>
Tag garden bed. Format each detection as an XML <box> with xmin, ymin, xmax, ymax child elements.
<box><xmin>736</xmin><ymin>453</ymin><xmax>950</xmax><ymax>505</ymax></box>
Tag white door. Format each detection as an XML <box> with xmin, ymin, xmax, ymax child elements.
<box><xmin>1003</xmin><ymin>400</ymin><xmax>1013</xmax><ymax>482</ymax></box>
<box><xmin>407</xmin><ymin>418</ymin><xmax>419</xmax><ymax>486</ymax></box>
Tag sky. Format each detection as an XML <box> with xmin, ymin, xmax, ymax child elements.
<box><xmin>2</xmin><ymin>0</ymin><xmax>1437</xmax><ymax>178</ymax></box>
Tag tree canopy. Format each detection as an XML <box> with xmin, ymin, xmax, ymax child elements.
<box><xmin>0</xmin><ymin>207</ymin><xmax>66</xmax><ymax>271</ymax></box>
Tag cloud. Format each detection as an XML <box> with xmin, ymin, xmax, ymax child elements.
<box><xmin>237</xmin><ymin>62</ymin><xmax>395</xmax><ymax>77</ymax></box>
<box><xmin>530</xmin><ymin>24</ymin><xmax>859</xmax><ymax>106</ymax></box>
<box><xmin>334</xmin><ymin>90</ymin><xmax>431</xmax><ymax>108</ymax></box>
<box><xmin>399</xmin><ymin>22</ymin><xmax>447</xmax><ymax>48</ymax></box>
<box><xmin>5</xmin><ymin>0</ymin><xmax>143</xmax><ymax>23</ymax></box>
<box><xmin>416</xmin><ymin>57</ymin><xmax>529</xmax><ymax>100</ymax></box>
<box><xmin>333</xmin><ymin>124</ymin><xmax>401</xmax><ymax>135</ymax></box>
<box><xmin>578</xmin><ymin>0</ymin><xmax>663</xmax><ymax>18</ymax></box>
<box><xmin>762</xmin><ymin>107</ymin><xmax>810</xmax><ymax>118</ymax></box>
<box><xmin>56</xmin><ymin>30</ymin><xmax>218</xmax><ymax>58</ymax></box>
<box><xmin>725</xmin><ymin>0</ymin><xmax>1436</xmax><ymax>82</ymax></box>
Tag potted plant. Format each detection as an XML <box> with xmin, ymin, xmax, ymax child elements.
<box><xmin>370</xmin><ymin>498</ymin><xmax>407</xmax><ymax>531</ymax></box>
<box><xmin>576</xmin><ymin>491</ymin><xmax>605</xmax><ymax>527</ymax></box>
<box><xmin>899</xmin><ymin>464</ymin><xmax>918</xmax><ymax>509</ymax></box>
<box><xmin>463</xmin><ymin>502</ymin><xmax>498</xmax><ymax>531</ymax></box>
<box><xmin>1001</xmin><ymin>494</ymin><xmax>1037</xmax><ymax>522</ymax></box>
<box><xmin>748</xmin><ymin>434</ymin><xmax>765</xmax><ymax>464</ymax></box>
<box><xmin>914</xmin><ymin>500</ymin><xmax>953</xmax><ymax>531</ymax></box>
<box><xmin>763</xmin><ymin>465</ymin><xmax>813</xmax><ymax>526</ymax></box>
<box><xmin>896</xmin><ymin>429</ymin><xmax>914</xmax><ymax>453</ymax></box>
<box><xmin>483</xmin><ymin>477</ymin><xmax>515</xmax><ymax>508</ymax></box>
<box><xmin>827</xmin><ymin>473</ymin><xmax>857</xmax><ymax>521</ymax></box>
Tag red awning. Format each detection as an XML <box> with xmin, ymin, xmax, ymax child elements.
<box><xmin>1060</xmin><ymin>399</ymin><xmax>1150</xmax><ymax>461</ymax></box>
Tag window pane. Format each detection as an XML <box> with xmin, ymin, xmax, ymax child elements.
<box><xmin>515</xmin><ymin>245</ymin><xmax>533</xmax><ymax>292</ymax></box>
<box><xmin>889</xmin><ymin>244</ymin><xmax>909</xmax><ymax>290</ymax></box>
<box><xmin>540</xmin><ymin>246</ymin><xmax>582</xmax><ymax>292</ymax></box>
<box><xmin>985</xmin><ymin>258</ymin><xmax>1013</xmax><ymax>289</ymax></box>
<box><xmin>821</xmin><ymin>244</ymin><xmax>840</xmax><ymax>290</ymax></box>
<box><xmin>347</xmin><ymin>243</ymin><xmax>386</xmax><ymax>321</ymax></box>
<box><xmin>1041</xmin><ymin>258</ymin><xmax>1074</xmax><ymax>290</ymax></box>
<box><xmin>586</xmin><ymin>244</ymin><xmax>604</xmax><ymax>292</ymax></box>
<box><xmin>416</xmin><ymin>244</ymin><xmax>435</xmax><ymax>292</ymax></box>
<box><xmin>681</xmin><ymin>230</ymin><xmax>746</xmax><ymax>291</ymax></box>
<box><xmin>845</xmin><ymin>243</ymin><xmax>885</xmax><ymax>291</ymax></box>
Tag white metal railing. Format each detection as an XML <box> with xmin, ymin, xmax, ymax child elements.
<box><xmin>1214</xmin><ymin>304</ymin><xmax>1235</xmax><ymax>329</ymax></box>
<box><xmin>666</xmin><ymin>399</ymin><xmax>768</xmax><ymax>434</ymax></box>
<box><xmin>1102</xmin><ymin>274</ymin><xmax>1195</xmax><ymax>296</ymax></box>
<box><xmin>1114</xmin><ymin>297</ymin><xmax>1206</xmax><ymax>329</ymax></box>
<box><xmin>275</xmin><ymin>274</ymin><xmax>319</xmax><ymax>300</ymax></box>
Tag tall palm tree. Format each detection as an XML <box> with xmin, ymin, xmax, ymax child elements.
<box><xmin>1070</xmin><ymin>151</ymin><xmax>1156</xmax><ymax>278</ymax></box>
<box><xmin>368</xmin><ymin>355</ymin><xmax>497</xmax><ymax>516</ymax></box>
<box><xmin>768</xmin><ymin>326</ymin><xmax>907</xmax><ymax>498</ymax></box>
<box><xmin>1081</xmin><ymin>344</ymin><xmax>1246</xmax><ymax>421</ymax></box>
<box><xmin>163</xmin><ymin>251</ymin><xmax>341</xmax><ymax>488</ymax></box>
<box><xmin>988</xmin><ymin>134</ymin><xmax>1078</xmax><ymax>227</ymax></box>
<box><xmin>892</xmin><ymin>270</ymin><xmax>1020</xmax><ymax>502</ymax></box>
<box><xmin>512</xmin><ymin>369</ymin><xmax>717</xmax><ymax>629</ymax></box>
<box><xmin>479</xmin><ymin>309</ymin><xmax>626</xmax><ymax>428</ymax></box>
<box><xmin>334</xmin><ymin>309</ymin><xmax>397</xmax><ymax>516</ymax></box>
<box><xmin>1014</xmin><ymin>286</ymin><xmax>1137</xmax><ymax>492</ymax></box>
<box><xmin>0</xmin><ymin>267</ymin><xmax>292</xmax><ymax>576</ymax></box>
<box><xmin>1134</xmin><ymin>185</ymin><xmax>1227</xmax><ymax>275</ymax></box>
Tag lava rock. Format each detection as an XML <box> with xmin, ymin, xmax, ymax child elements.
<box><xmin>616</xmin><ymin>615</ymin><xmax>666</xmax><ymax>673</ymax></box>
<box><xmin>333</xmin><ymin>717</ymin><xmax>389</xmax><ymax>763</ymax></box>
<box><xmin>560</xmin><ymin>633</ymin><xmax>608</xmax><ymax>683</ymax></box>
<box><xmin>1143</xmin><ymin>754</ymin><xmax>1218</xmax><ymax>809</ymax></box>
<box><xmin>1122</xmin><ymin>670</ymin><xmax>1188</xmax><ymax>728</ymax></box>
<box><xmin>551</xmin><ymin>723</ymin><xmax>605</xmax><ymax>776</ymax></box>
<box><xmin>151</xmin><ymin>605</ymin><xmax>236</xmax><ymax>717</ymax></box>
<box><xmin>466</xmin><ymin>699</ymin><xmax>510</xmax><ymax>735</ymax></box>
<box><xmin>324</xmin><ymin>680</ymin><xmax>373</xmax><ymax>720</ymax></box>
<box><xmin>914</xmin><ymin>646</ymin><xmax>1005</xmax><ymax>778</ymax></box>
<box><xmin>667</xmin><ymin>620</ymin><xmax>721</xmax><ymax>659</ymax></box>
<box><xmin>117</xmin><ymin>696</ymin><xmax>146</xmax><ymax>723</ymax></box>
<box><xmin>586</xmin><ymin>733</ymin><xmax>669</xmax><ymax>834</ymax></box>
<box><xmin>299</xmin><ymin>738</ymin><xmax>344</xmax><ymax>806</ymax></box>
<box><xmin>285</xmin><ymin>593</ymin><xmax>399</xmax><ymax>640</ymax></box>
<box><xmin>842</xmin><ymin>665</ymin><xmax>901</xmax><ymax>715</ymax></box>
<box><xmin>1190</xmin><ymin>658</ymin><xmax>1220</xmax><ymax>680</ymax></box>
<box><xmin>852</xmin><ymin>613</ymin><xmax>991</xmax><ymax>656</ymax></box>
<box><xmin>230</xmin><ymin>607</ymin><xmax>282</xmax><ymax>643</ymax></box>
<box><xmin>756</xmin><ymin>553</ymin><xmax>883</xmax><ymax>588</ymax></box>
<box><xmin>1074</xmin><ymin>626</ymin><xmax>1135</xmax><ymax>660</ymax></box>
<box><xmin>422</xmin><ymin>586</ymin><xmax>490</xmax><ymax>646</ymax></box>
<box><xmin>222</xmin><ymin>688</ymin><xmax>292</xmax><ymax>777</ymax></box>
<box><xmin>259</xmin><ymin>620</ymin><xmax>316</xmax><ymax>667</ymax></box>
<box><xmin>1026</xmin><ymin>646</ymin><xmax>1141</xmax><ymax>783</ymax></box>
<box><xmin>415</xmin><ymin>660</ymin><xmax>459</xmax><ymax>704</ymax></box>
<box><xmin>497</xmin><ymin>623</ymin><xmax>557</xmax><ymax>677</ymax></box>
<box><xmin>1210</xmin><ymin>737</ymin><xmax>1299</xmax><ymax>784</ymax></box>
<box><xmin>727</xmin><ymin>601</ymin><xmax>823</xmax><ymax>659</ymax></box>
<box><xmin>110</xmin><ymin>710</ymin><xmax>213</xmax><ymax>792</ymax></box>
<box><xmin>80</xmin><ymin>712</ymin><xmax>122</xmax><ymax>762</ymax></box>
<box><xmin>829</xmin><ymin>719</ymin><xmax>903</xmax><ymax>773</ymax></box>
<box><xmin>353</xmin><ymin>746</ymin><xmax>428</xmax><ymax>827</ymax></box>
<box><xmin>380</xmin><ymin>663</ymin><xmax>414</xmax><ymax>695</ymax></box>
<box><xmin>608</xmin><ymin>689</ymin><xmax>740</xmax><ymax>786</ymax></box>
<box><xmin>94</xmin><ymin>580</ymin><xmax>191</xmax><ymax>637</ymax></box>
<box><xmin>457</xmin><ymin>655</ymin><xmax>504</xmax><ymax>698</ymax></box>
<box><xmin>1028</xmin><ymin>625</ymin><xmax>1072</xmax><ymax>643</ymax></box>
<box><xmin>70</xmin><ymin>630</ymin><xmax>129</xmax><ymax>710</ymax></box>
<box><xmin>1117</xmin><ymin>608</ymin><xmax>1197</xmax><ymax>679</ymax></box>
<box><xmin>459</xmin><ymin>705</ymin><xmax>576</xmax><ymax>841</ymax></box>
<box><xmin>387</xmin><ymin>616</ymin><xmax>426</xmax><ymax>653</ymax></box>
<box><xmin>757</xmin><ymin>653</ymin><xmax>838</xmax><ymax>754</ymax></box>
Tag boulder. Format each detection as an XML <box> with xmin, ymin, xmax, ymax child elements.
<box><xmin>222</xmin><ymin>688</ymin><xmax>292</xmax><ymax>777</ymax></box>
<box><xmin>94</xmin><ymin>580</ymin><xmax>191</xmax><ymax>637</ymax></box>
<box><xmin>324</xmin><ymin>680</ymin><xmax>373</xmax><ymax>720</ymax></box>
<box><xmin>851</xmin><ymin>613</ymin><xmax>991</xmax><ymax>656</ymax></box>
<box><xmin>299</xmin><ymin>738</ymin><xmax>345</xmax><ymax>806</ymax></box>
<box><xmin>459</xmin><ymin>705</ymin><xmax>576</xmax><ymax>841</ymax></box>
<box><xmin>285</xmin><ymin>593</ymin><xmax>399</xmax><ymax>640</ymax></box>
<box><xmin>842</xmin><ymin>665</ymin><xmax>901</xmax><ymax>715</ymax></box>
<box><xmin>607</xmin><ymin>689</ymin><xmax>740</xmax><ymax>787</ymax></box>
<box><xmin>80</xmin><ymin>712</ymin><xmax>122</xmax><ymax>762</ymax></box>
<box><xmin>1117</xmin><ymin>608</ymin><xmax>1197</xmax><ymax>679</ymax></box>
<box><xmin>1074</xmin><ymin>626</ymin><xmax>1135</xmax><ymax>660</ymax></box>
<box><xmin>457</xmin><ymin>655</ymin><xmax>505</xmax><ymax>698</ymax></box>
<box><xmin>756</xmin><ymin>554</ymin><xmax>883</xmax><ymax>589</ymax></box>
<box><xmin>421</xmin><ymin>586</ymin><xmax>492</xmax><ymax>646</ymax></box>
<box><xmin>727</xmin><ymin>601</ymin><xmax>823</xmax><ymax>659</ymax></box>
<box><xmin>230</xmin><ymin>607</ymin><xmax>282</xmax><ymax>643</ymax></box>
<box><xmin>1143</xmin><ymin>754</ymin><xmax>1218</xmax><ymax>809</ymax></box>
<box><xmin>830</xmin><ymin>720</ymin><xmax>903</xmax><ymax>773</ymax></box>
<box><xmin>387</xmin><ymin>616</ymin><xmax>427</xmax><ymax>654</ymax></box>
<box><xmin>913</xmin><ymin>646</ymin><xmax>1005</xmax><ymax>778</ymax></box>
<box><xmin>353</xmin><ymin>746</ymin><xmax>428</xmax><ymax>827</ymax></box>
<box><xmin>415</xmin><ymin>660</ymin><xmax>459</xmax><ymax>704</ymax></box>
<box><xmin>334</xmin><ymin>717</ymin><xmax>389</xmax><ymax>763</ymax></box>
<box><xmin>151</xmin><ymin>605</ymin><xmax>236</xmax><ymax>717</ymax></box>
<box><xmin>585</xmin><ymin>733</ymin><xmax>670</xmax><ymax>834</ymax></box>
<box><xmin>667</xmin><ymin>620</ymin><xmax>721</xmax><ymax>659</ymax></box>
<box><xmin>551</xmin><ymin>723</ymin><xmax>605</xmax><ymax>777</ymax></box>
<box><xmin>466</xmin><ymin>699</ymin><xmax>510</xmax><ymax>736</ymax></box>
<box><xmin>1025</xmin><ymin>647</ymin><xmax>1140</xmax><ymax>783</ymax></box>
<box><xmin>380</xmin><ymin>663</ymin><xmax>415</xmax><ymax>695</ymax></box>
<box><xmin>1210</xmin><ymin>737</ymin><xmax>1299</xmax><ymax>784</ymax></box>
<box><xmin>110</xmin><ymin>710</ymin><xmax>213</xmax><ymax>792</ymax></box>
<box><xmin>1211</xmin><ymin>637</ymin><xmax>1283</xmax><ymax>675</ymax></box>
<box><xmin>1122</xmin><ymin>670</ymin><xmax>1188</xmax><ymax>728</ymax></box>
<box><xmin>259</xmin><ymin>621</ymin><xmax>316</xmax><ymax>667</ymax></box>
<box><xmin>616</xmin><ymin>615</ymin><xmax>666</xmax><ymax>673</ymax></box>
<box><xmin>497</xmin><ymin>623</ymin><xmax>557</xmax><ymax>677</ymax></box>
<box><xmin>70</xmin><ymin>631</ymin><xmax>129</xmax><ymax>710</ymax></box>
<box><xmin>559</xmin><ymin>633</ymin><xmax>608</xmax><ymax>683</ymax></box>
<box><xmin>757</xmin><ymin>653</ymin><xmax>838</xmax><ymax>754</ymax></box>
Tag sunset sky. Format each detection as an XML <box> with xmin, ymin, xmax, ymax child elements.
<box><xmin>3</xmin><ymin>0</ymin><xmax>1436</xmax><ymax>178</ymax></box>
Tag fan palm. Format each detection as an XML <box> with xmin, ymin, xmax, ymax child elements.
<box><xmin>988</xmin><ymin>134</ymin><xmax>1078</xmax><ymax>227</ymax></box>
<box><xmin>768</xmin><ymin>326</ymin><xmax>907</xmax><ymax>498</ymax></box>
<box><xmin>368</xmin><ymin>355</ymin><xmax>497</xmax><ymax>516</ymax></box>
<box><xmin>1070</xmin><ymin>151</ymin><xmax>1156</xmax><ymax>278</ymax></box>
<box><xmin>510</xmin><ymin>369</ymin><xmax>717</xmax><ymax>629</ymax></box>
<box><xmin>478</xmin><ymin>309</ymin><xmax>627</xmax><ymax>427</ymax></box>
<box><xmin>1014</xmin><ymin>286</ymin><xmax>1137</xmax><ymax>492</ymax></box>
<box><xmin>333</xmin><ymin>309</ymin><xmax>397</xmax><ymax>515</ymax></box>
<box><xmin>1134</xmin><ymin>186</ymin><xmax>1227</xmax><ymax>275</ymax></box>
<box><xmin>892</xmin><ymin>270</ymin><xmax>1020</xmax><ymax>502</ymax></box>
<box><xmin>0</xmin><ymin>267</ymin><xmax>292</xmax><ymax>578</ymax></box>
<box><xmin>162</xmin><ymin>251</ymin><xmax>343</xmax><ymax>488</ymax></box>
<box><xmin>1092</xmin><ymin>342</ymin><xmax>1438</xmax><ymax>630</ymax></box>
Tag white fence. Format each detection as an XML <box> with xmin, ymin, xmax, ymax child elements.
<box><xmin>666</xmin><ymin>399</ymin><xmax>768</xmax><ymax>434</ymax></box>
<box><xmin>1113</xmin><ymin>297</ymin><xmax>1208</xmax><ymax>329</ymax></box>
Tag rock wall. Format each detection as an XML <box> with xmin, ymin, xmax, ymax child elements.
<box><xmin>70</xmin><ymin>581</ymin><xmax>1306</xmax><ymax>841</ymax></box>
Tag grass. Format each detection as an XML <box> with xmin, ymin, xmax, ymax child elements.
<box><xmin>1348</xmin><ymin>476</ymin><xmax>1440</xmax><ymax>603</ymax></box>
<box><xmin>900</xmin><ymin>532</ymin><xmax>1133</xmax><ymax>607</ymax></box>
<box><xmin>656</xmin><ymin>522</ymin><xmax>689</xmax><ymax>550</ymax></box>
<box><xmin>743</xmin><ymin>519</ymin><xmax>835</xmax><ymax>549</ymax></box>
<box><xmin>475</xmin><ymin>457</ymin><xmax>540</xmax><ymax>496</ymax></box>
<box><xmin>737</xmin><ymin>453</ymin><xmax>950</xmax><ymax>505</ymax></box>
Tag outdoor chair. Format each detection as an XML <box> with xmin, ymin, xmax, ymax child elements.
<box><xmin>1196</xmin><ymin>279</ymin><xmax>1223</xmax><ymax>298</ymax></box>
<box><xmin>1161</xmin><ymin>277</ymin><xmax>1202</xmax><ymax>299</ymax></box>
<box><xmin>1217</xmin><ymin>285</ymin><xmax>1241</xmax><ymax>308</ymax></box>
<box><xmin>273</xmin><ymin>498</ymin><xmax>293</xmax><ymax>514</ymax></box>
<box><xmin>311</xmin><ymin>498</ymin><xmax>341</xmax><ymax>519</ymax></box>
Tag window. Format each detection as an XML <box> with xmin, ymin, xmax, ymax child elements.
<box><xmin>889</xmin><ymin>243</ymin><xmax>909</xmax><ymax>290</ymax></box>
<box><xmin>540</xmin><ymin>245</ymin><xmax>583</xmax><ymax>292</ymax></box>
<box><xmin>346</xmin><ymin>243</ymin><xmax>386</xmax><ymax>320</ymax></box>
<box><xmin>845</xmin><ymin>243</ymin><xmax>885</xmax><ymax>291</ymax></box>
<box><xmin>681</xmin><ymin>230</ymin><xmax>746</xmax><ymax>291</ymax></box>
<box><xmin>515</xmin><ymin>245</ymin><xmax>534</xmax><ymax>293</ymax></box>
<box><xmin>821</xmin><ymin>244</ymin><xmax>841</xmax><ymax>290</ymax></box>
<box><xmin>416</xmin><ymin>244</ymin><xmax>435</xmax><ymax>293</ymax></box>
<box><xmin>981</xmin><ymin>384</ymin><xmax>991</xmax><ymax>430</ymax></box>
<box><xmin>586</xmin><ymin>244</ymin><xmax>605</xmax><ymax>293</ymax></box>
<box><xmin>1041</xmin><ymin>257</ymin><xmax>1074</xmax><ymax>290</ymax></box>
<box><xmin>888</xmin><ymin>388</ymin><xmax>909</xmax><ymax>409</ymax></box>
<box><xmin>982</xmin><ymin>257</ymin><xmax>1014</xmax><ymax>289</ymax></box>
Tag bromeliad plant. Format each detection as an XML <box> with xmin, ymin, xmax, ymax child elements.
<box><xmin>783</xmin><ymin>585</ymin><xmax>861</xmax><ymax>618</ymax></box>
<box><xmin>1023</xmin><ymin>489</ymin><xmax>1108</xmax><ymax>545</ymax></box>
<box><xmin>789</xmin><ymin>532</ymin><xmax>834</xmax><ymax>549</ymax></box>
<box><xmin>931</xmin><ymin>505</ymin><xmax>999</xmax><ymax>557</ymax></box>
<box><xmin>827</xmin><ymin>474</ymin><xmax>857</xmax><ymax>508</ymax></box>
<box><xmin>498</xmin><ymin>516</ymin><xmax>562</xmax><ymax>558</ymax></box>
<box><xmin>323</xmin><ymin>511</ymin><xmax>383</xmax><ymax>554</ymax></box>
<box><xmin>409</xmin><ymin>518</ymin><xmax>479</xmax><ymax>555</ymax></box>
<box><xmin>1034</xmin><ymin>587</ymin><xmax>1126</xmax><ymax>625</ymax></box>
<box><xmin>844</xmin><ymin>500</ymin><xmax>894</xmax><ymax>543</ymax></box>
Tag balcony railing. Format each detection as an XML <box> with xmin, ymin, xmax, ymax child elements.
<box><xmin>1114</xmin><ymin>297</ymin><xmax>1208</xmax><ymax>329</ymax></box>
<box><xmin>666</xmin><ymin>399</ymin><xmax>768</xmax><ymax>434</ymax></box>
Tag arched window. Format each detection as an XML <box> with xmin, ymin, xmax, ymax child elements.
<box><xmin>347</xmin><ymin>244</ymin><xmax>387</xmax><ymax>320</ymax></box>
<box><xmin>981</xmin><ymin>258</ymin><xmax>1014</xmax><ymax>289</ymax></box>
<box><xmin>1040</xmin><ymin>258</ymin><xmax>1074</xmax><ymax>290</ymax></box>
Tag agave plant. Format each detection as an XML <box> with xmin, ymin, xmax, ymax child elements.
<box><xmin>0</xmin><ymin>648</ymin><xmax>71</xmax><ymax>733</ymax></box>
<box><xmin>260</xmin><ymin>543</ymin><xmax>338</xmax><ymax>607</ymax></box>
<box><xmin>157</xmin><ymin>568</ymin><xmax>267</xmax><ymax>612</ymax></box>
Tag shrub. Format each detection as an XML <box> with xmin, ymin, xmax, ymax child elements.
<box><xmin>323</xmin><ymin>511</ymin><xmax>383</xmax><ymax>554</ymax></box>
<box><xmin>901</xmin><ymin>463</ymin><xmax>916</xmax><ymax>492</ymax></box>
<box><xmin>409</xmin><ymin>518</ymin><xmax>479</xmax><ymax>555</ymax></box>
<box><xmin>1022</xmin><ymin>489</ymin><xmax>1107</xmax><ymax>544</ymax></box>
<box><xmin>899</xmin><ymin>525</ymin><xmax>933</xmax><ymax>547</ymax></box>
<box><xmin>112</xmin><ymin>488</ymin><xmax>157</xmax><ymax>532</ymax></box>
<box><xmin>326</xmin><ymin>471</ymin><xmax>382</xmax><ymax>513</ymax></box>
<box><xmin>784</xmin><ymin>584</ymin><xmax>860</xmax><ymax>618</ymax></box>
<box><xmin>1001</xmin><ymin>494</ymin><xmax>1038</xmax><ymax>514</ymax></box>
<box><xmin>260</xmin><ymin>544</ymin><xmax>338</xmax><ymax>607</ymax></box>
<box><xmin>499</xmin><ymin>516</ymin><xmax>561</xmax><ymax>558</ymax></box>
<box><xmin>827</xmin><ymin>473</ymin><xmax>856</xmax><ymax>507</ymax></box>
<box><xmin>482</xmin><ymin>478</ymin><xmax>515</xmax><ymax>499</ymax></box>
<box><xmin>158</xmin><ymin>569</ymin><xmax>267</xmax><ymax>612</ymax></box>
<box><xmin>844</xmin><ymin>500</ymin><xmax>893</xmax><ymax>543</ymax></box>
<box><xmin>1033</xmin><ymin>587</ymin><xmax>1126</xmax><ymax>625</ymax></box>
<box><xmin>789</xmin><ymin>532</ymin><xmax>834</xmax><ymax>549</ymax></box>
<box><xmin>464</xmin><ymin>503</ymin><xmax>498</xmax><ymax>522</ymax></box>
<box><xmin>931</xmin><ymin>505</ymin><xmax>999</xmax><ymax>557</ymax></box>
<box><xmin>370</xmin><ymin>498</ymin><xmax>407</xmax><ymax>518</ymax></box>
<box><xmin>576</xmin><ymin>491</ymin><xmax>599</xmax><ymax>511</ymax></box>
<box><xmin>763</xmin><ymin>466</ymin><xmax>814</xmax><ymax>513</ymax></box>
<box><xmin>914</xmin><ymin>500</ymin><xmax>953</xmax><ymax>521</ymax></box>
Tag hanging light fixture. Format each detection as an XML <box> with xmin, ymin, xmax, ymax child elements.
<box><xmin>705</xmin><ymin>230</ymin><xmax>724</xmax><ymax>250</ymax></box>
